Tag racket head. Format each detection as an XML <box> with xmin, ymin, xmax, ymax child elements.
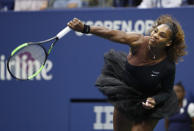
<box><xmin>7</xmin><ymin>43</ymin><xmax>48</xmax><ymax>80</ymax></box>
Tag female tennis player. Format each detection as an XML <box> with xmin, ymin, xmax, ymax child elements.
<box><xmin>67</xmin><ymin>15</ymin><xmax>187</xmax><ymax>131</ymax></box>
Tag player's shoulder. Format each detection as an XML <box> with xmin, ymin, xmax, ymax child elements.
<box><xmin>130</xmin><ymin>34</ymin><xmax>147</xmax><ymax>47</ymax></box>
<box><xmin>144</xmin><ymin>36</ymin><xmax>150</xmax><ymax>41</ymax></box>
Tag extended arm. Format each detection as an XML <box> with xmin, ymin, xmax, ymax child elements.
<box><xmin>67</xmin><ymin>18</ymin><xmax>143</xmax><ymax>46</ymax></box>
<box><xmin>90</xmin><ymin>26</ymin><xmax>143</xmax><ymax>45</ymax></box>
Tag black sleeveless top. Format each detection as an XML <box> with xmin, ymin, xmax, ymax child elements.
<box><xmin>96</xmin><ymin>49</ymin><xmax>178</xmax><ymax>121</ymax></box>
<box><xmin>123</xmin><ymin>57</ymin><xmax>176</xmax><ymax>105</ymax></box>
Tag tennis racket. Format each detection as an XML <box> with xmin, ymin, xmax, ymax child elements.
<box><xmin>7</xmin><ymin>26</ymin><xmax>71</xmax><ymax>80</ymax></box>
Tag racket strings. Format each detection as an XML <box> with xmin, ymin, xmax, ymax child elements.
<box><xmin>8</xmin><ymin>45</ymin><xmax>47</xmax><ymax>79</ymax></box>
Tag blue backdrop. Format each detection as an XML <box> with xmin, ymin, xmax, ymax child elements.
<box><xmin>0</xmin><ymin>7</ymin><xmax>194</xmax><ymax>131</ymax></box>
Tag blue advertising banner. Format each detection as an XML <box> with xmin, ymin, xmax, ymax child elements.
<box><xmin>0</xmin><ymin>7</ymin><xmax>194</xmax><ymax>131</ymax></box>
<box><xmin>70</xmin><ymin>102</ymin><xmax>113</xmax><ymax>131</ymax></box>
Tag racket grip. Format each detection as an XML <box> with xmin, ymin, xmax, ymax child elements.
<box><xmin>56</xmin><ymin>26</ymin><xmax>71</xmax><ymax>39</ymax></box>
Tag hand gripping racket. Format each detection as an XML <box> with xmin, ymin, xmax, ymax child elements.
<box><xmin>7</xmin><ymin>26</ymin><xmax>71</xmax><ymax>80</ymax></box>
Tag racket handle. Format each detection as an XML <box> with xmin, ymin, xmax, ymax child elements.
<box><xmin>56</xmin><ymin>26</ymin><xmax>71</xmax><ymax>39</ymax></box>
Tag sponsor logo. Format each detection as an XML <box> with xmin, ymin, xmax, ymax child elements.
<box><xmin>0</xmin><ymin>54</ymin><xmax>53</xmax><ymax>80</ymax></box>
<box><xmin>150</xmin><ymin>71</ymin><xmax>160</xmax><ymax>77</ymax></box>
<box><xmin>151</xmin><ymin>74</ymin><xmax>157</xmax><ymax>77</ymax></box>
<box><xmin>93</xmin><ymin>106</ymin><xmax>113</xmax><ymax>130</ymax></box>
<box><xmin>75</xmin><ymin>19</ymin><xmax>154</xmax><ymax>36</ymax></box>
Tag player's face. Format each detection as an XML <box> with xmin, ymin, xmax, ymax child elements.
<box><xmin>149</xmin><ymin>24</ymin><xmax>172</xmax><ymax>48</ymax></box>
<box><xmin>173</xmin><ymin>85</ymin><xmax>185</xmax><ymax>101</ymax></box>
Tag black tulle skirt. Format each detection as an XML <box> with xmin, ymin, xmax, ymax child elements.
<box><xmin>95</xmin><ymin>49</ymin><xmax>178</xmax><ymax>123</ymax></box>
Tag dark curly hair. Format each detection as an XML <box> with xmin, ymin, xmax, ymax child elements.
<box><xmin>151</xmin><ymin>15</ymin><xmax>187</xmax><ymax>63</ymax></box>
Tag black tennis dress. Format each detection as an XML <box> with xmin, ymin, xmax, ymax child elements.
<box><xmin>95</xmin><ymin>49</ymin><xmax>178</xmax><ymax>123</ymax></box>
